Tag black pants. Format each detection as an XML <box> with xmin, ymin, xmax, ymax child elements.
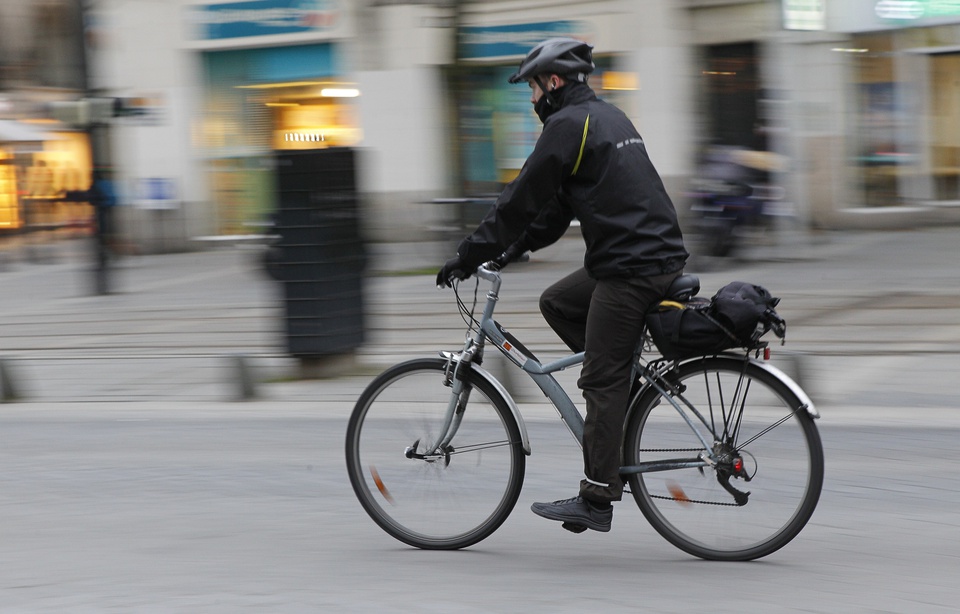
<box><xmin>539</xmin><ymin>267</ymin><xmax>680</xmax><ymax>503</ymax></box>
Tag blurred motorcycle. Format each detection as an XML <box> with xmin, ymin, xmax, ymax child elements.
<box><xmin>686</xmin><ymin>146</ymin><xmax>788</xmax><ymax>259</ymax></box>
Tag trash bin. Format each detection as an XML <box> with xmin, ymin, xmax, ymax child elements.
<box><xmin>272</xmin><ymin>148</ymin><xmax>366</xmax><ymax>359</ymax></box>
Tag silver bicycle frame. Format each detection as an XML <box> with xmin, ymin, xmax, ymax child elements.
<box><xmin>432</xmin><ymin>264</ymin><xmax>817</xmax><ymax>469</ymax></box>
<box><xmin>470</xmin><ymin>266</ymin><xmax>710</xmax><ymax>452</ymax></box>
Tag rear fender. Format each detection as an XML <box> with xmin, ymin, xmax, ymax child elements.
<box><xmin>627</xmin><ymin>354</ymin><xmax>819</xmax><ymax>425</ymax></box>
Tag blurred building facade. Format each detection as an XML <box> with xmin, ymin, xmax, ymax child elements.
<box><xmin>0</xmin><ymin>0</ymin><xmax>93</xmax><ymax>237</ymax></box>
<box><xmin>2</xmin><ymin>0</ymin><xmax>960</xmax><ymax>252</ymax></box>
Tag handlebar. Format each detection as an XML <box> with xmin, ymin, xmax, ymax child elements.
<box><xmin>473</xmin><ymin>262</ymin><xmax>503</xmax><ymax>295</ymax></box>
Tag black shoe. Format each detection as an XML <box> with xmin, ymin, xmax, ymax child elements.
<box><xmin>530</xmin><ymin>496</ymin><xmax>612</xmax><ymax>533</ymax></box>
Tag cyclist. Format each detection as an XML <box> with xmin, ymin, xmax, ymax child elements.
<box><xmin>437</xmin><ymin>38</ymin><xmax>688</xmax><ymax>533</ymax></box>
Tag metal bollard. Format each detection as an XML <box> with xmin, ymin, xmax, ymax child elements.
<box><xmin>228</xmin><ymin>354</ymin><xmax>257</xmax><ymax>401</ymax></box>
<box><xmin>0</xmin><ymin>357</ymin><xmax>22</xmax><ymax>402</ymax></box>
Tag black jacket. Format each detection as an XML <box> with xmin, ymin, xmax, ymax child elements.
<box><xmin>457</xmin><ymin>83</ymin><xmax>688</xmax><ymax>279</ymax></box>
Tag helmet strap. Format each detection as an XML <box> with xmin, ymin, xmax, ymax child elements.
<box><xmin>534</xmin><ymin>75</ymin><xmax>558</xmax><ymax>108</ymax></box>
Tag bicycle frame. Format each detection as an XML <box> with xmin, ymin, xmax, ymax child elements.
<box><xmin>433</xmin><ymin>264</ymin><xmax>817</xmax><ymax>475</ymax></box>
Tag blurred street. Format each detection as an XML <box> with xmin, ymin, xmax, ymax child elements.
<box><xmin>1</xmin><ymin>227</ymin><xmax>959</xmax><ymax>611</ymax></box>
<box><xmin>1</xmin><ymin>227</ymin><xmax>959</xmax><ymax>408</ymax></box>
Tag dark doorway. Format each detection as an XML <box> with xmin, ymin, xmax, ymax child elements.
<box><xmin>702</xmin><ymin>43</ymin><xmax>764</xmax><ymax>151</ymax></box>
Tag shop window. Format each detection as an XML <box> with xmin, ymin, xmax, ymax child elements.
<box><xmin>929</xmin><ymin>52</ymin><xmax>960</xmax><ymax>200</ymax></box>
<box><xmin>702</xmin><ymin>43</ymin><xmax>764</xmax><ymax>151</ymax></box>
<box><xmin>265</xmin><ymin>84</ymin><xmax>362</xmax><ymax>150</ymax></box>
<box><xmin>455</xmin><ymin>57</ymin><xmax>615</xmax><ymax>195</ymax></box>
<box><xmin>849</xmin><ymin>33</ymin><xmax>919</xmax><ymax>207</ymax></box>
<box><xmin>0</xmin><ymin>152</ymin><xmax>19</xmax><ymax>230</ymax></box>
<box><xmin>28</xmin><ymin>1</ymin><xmax>86</xmax><ymax>90</ymax></box>
<box><xmin>201</xmin><ymin>45</ymin><xmax>359</xmax><ymax>234</ymax></box>
<box><xmin>14</xmin><ymin>130</ymin><xmax>93</xmax><ymax>236</ymax></box>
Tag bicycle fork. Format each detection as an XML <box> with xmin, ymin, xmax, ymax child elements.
<box><xmin>405</xmin><ymin>345</ymin><xmax>477</xmax><ymax>463</ymax></box>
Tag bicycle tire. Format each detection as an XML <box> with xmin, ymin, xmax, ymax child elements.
<box><xmin>346</xmin><ymin>357</ymin><xmax>526</xmax><ymax>550</ymax></box>
<box><xmin>624</xmin><ymin>356</ymin><xmax>823</xmax><ymax>561</ymax></box>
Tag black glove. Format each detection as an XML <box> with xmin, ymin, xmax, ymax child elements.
<box><xmin>436</xmin><ymin>256</ymin><xmax>471</xmax><ymax>288</ymax></box>
<box><xmin>493</xmin><ymin>241</ymin><xmax>527</xmax><ymax>269</ymax></box>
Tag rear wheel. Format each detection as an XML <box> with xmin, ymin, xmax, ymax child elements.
<box><xmin>624</xmin><ymin>356</ymin><xmax>823</xmax><ymax>561</ymax></box>
<box><xmin>346</xmin><ymin>358</ymin><xmax>526</xmax><ymax>550</ymax></box>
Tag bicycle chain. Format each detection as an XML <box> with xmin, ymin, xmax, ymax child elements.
<box><xmin>633</xmin><ymin>448</ymin><xmax>742</xmax><ymax>507</ymax></box>
<box><xmin>648</xmin><ymin>494</ymin><xmax>741</xmax><ymax>507</ymax></box>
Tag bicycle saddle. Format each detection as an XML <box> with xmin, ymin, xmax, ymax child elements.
<box><xmin>665</xmin><ymin>274</ymin><xmax>700</xmax><ymax>302</ymax></box>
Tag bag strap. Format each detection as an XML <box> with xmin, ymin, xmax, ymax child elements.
<box><xmin>658</xmin><ymin>298</ymin><xmax>740</xmax><ymax>346</ymax></box>
<box><xmin>703</xmin><ymin>310</ymin><xmax>741</xmax><ymax>344</ymax></box>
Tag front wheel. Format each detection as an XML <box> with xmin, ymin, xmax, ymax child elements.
<box><xmin>345</xmin><ymin>358</ymin><xmax>526</xmax><ymax>550</ymax></box>
<box><xmin>624</xmin><ymin>356</ymin><xmax>823</xmax><ymax>561</ymax></box>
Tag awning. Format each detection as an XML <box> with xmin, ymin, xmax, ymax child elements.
<box><xmin>0</xmin><ymin>119</ymin><xmax>58</xmax><ymax>143</ymax></box>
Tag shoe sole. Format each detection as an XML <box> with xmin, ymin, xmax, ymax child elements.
<box><xmin>530</xmin><ymin>505</ymin><xmax>611</xmax><ymax>532</ymax></box>
<box><xmin>562</xmin><ymin>522</ymin><xmax>588</xmax><ymax>534</ymax></box>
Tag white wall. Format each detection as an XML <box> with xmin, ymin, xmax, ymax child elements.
<box><xmin>356</xmin><ymin>67</ymin><xmax>447</xmax><ymax>194</ymax></box>
<box><xmin>84</xmin><ymin>0</ymin><xmax>214</xmax><ymax>248</ymax></box>
<box><xmin>771</xmin><ymin>38</ymin><xmax>850</xmax><ymax>225</ymax></box>
<box><xmin>351</xmin><ymin>3</ymin><xmax>454</xmax><ymax>241</ymax></box>
<box><xmin>618</xmin><ymin>0</ymin><xmax>697</xmax><ymax>198</ymax></box>
<box><xmin>95</xmin><ymin>0</ymin><xmax>205</xmax><ymax>209</ymax></box>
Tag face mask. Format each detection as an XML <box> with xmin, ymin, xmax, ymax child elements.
<box><xmin>534</xmin><ymin>82</ymin><xmax>566</xmax><ymax>123</ymax></box>
<box><xmin>534</xmin><ymin>94</ymin><xmax>556</xmax><ymax>123</ymax></box>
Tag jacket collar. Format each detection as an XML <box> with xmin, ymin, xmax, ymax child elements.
<box><xmin>535</xmin><ymin>82</ymin><xmax>595</xmax><ymax>123</ymax></box>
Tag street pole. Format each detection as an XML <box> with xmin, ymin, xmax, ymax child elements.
<box><xmin>89</xmin><ymin>121</ymin><xmax>111</xmax><ymax>295</ymax></box>
<box><xmin>75</xmin><ymin>0</ymin><xmax>111</xmax><ymax>295</ymax></box>
<box><xmin>440</xmin><ymin>0</ymin><xmax>466</xmax><ymax>229</ymax></box>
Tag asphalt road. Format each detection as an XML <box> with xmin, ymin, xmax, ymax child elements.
<box><xmin>1</xmin><ymin>227</ymin><xmax>959</xmax><ymax>611</ymax></box>
<box><xmin>1</xmin><ymin>399</ymin><xmax>959</xmax><ymax>613</ymax></box>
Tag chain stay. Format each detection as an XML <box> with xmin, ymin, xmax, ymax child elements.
<box><xmin>635</xmin><ymin>446</ymin><xmax>748</xmax><ymax>507</ymax></box>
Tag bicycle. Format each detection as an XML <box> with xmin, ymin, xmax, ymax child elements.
<box><xmin>345</xmin><ymin>263</ymin><xmax>823</xmax><ymax>561</ymax></box>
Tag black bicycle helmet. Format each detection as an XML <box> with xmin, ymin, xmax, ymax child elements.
<box><xmin>508</xmin><ymin>37</ymin><xmax>595</xmax><ymax>84</ymax></box>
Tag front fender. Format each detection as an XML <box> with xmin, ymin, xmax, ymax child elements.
<box><xmin>441</xmin><ymin>352</ymin><xmax>531</xmax><ymax>455</ymax></box>
<box><xmin>469</xmin><ymin>363</ymin><xmax>532</xmax><ymax>455</ymax></box>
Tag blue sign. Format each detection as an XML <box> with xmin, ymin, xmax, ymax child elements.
<box><xmin>136</xmin><ymin>178</ymin><xmax>178</xmax><ymax>210</ymax></box>
<box><xmin>460</xmin><ymin>21</ymin><xmax>584</xmax><ymax>60</ymax></box>
<box><xmin>199</xmin><ymin>0</ymin><xmax>339</xmax><ymax>40</ymax></box>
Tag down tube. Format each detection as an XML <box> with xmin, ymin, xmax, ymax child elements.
<box><xmin>528</xmin><ymin>371</ymin><xmax>584</xmax><ymax>447</ymax></box>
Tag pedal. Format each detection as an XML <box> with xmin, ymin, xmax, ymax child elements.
<box><xmin>562</xmin><ymin>522</ymin><xmax>588</xmax><ymax>534</ymax></box>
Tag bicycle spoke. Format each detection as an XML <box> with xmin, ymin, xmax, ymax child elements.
<box><xmin>626</xmin><ymin>357</ymin><xmax>823</xmax><ymax>561</ymax></box>
<box><xmin>346</xmin><ymin>359</ymin><xmax>525</xmax><ymax>550</ymax></box>
<box><xmin>446</xmin><ymin>440</ymin><xmax>517</xmax><ymax>455</ymax></box>
<box><xmin>736</xmin><ymin>407</ymin><xmax>802</xmax><ymax>449</ymax></box>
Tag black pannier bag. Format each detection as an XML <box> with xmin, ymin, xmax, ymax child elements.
<box><xmin>646</xmin><ymin>281</ymin><xmax>786</xmax><ymax>360</ymax></box>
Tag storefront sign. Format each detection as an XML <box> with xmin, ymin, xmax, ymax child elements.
<box><xmin>460</xmin><ymin>21</ymin><xmax>586</xmax><ymax>60</ymax></box>
<box><xmin>784</xmin><ymin>0</ymin><xmax>827</xmax><ymax>30</ymax></box>
<box><xmin>195</xmin><ymin>0</ymin><xmax>339</xmax><ymax>40</ymax></box>
<box><xmin>876</xmin><ymin>0</ymin><xmax>960</xmax><ymax>20</ymax></box>
<box><xmin>832</xmin><ymin>0</ymin><xmax>960</xmax><ymax>32</ymax></box>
